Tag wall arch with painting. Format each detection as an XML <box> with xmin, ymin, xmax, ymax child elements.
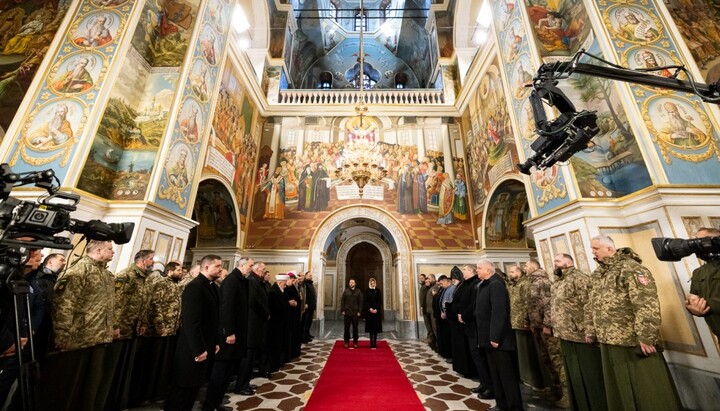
<box><xmin>482</xmin><ymin>177</ymin><xmax>530</xmax><ymax>249</ymax></box>
<box><xmin>189</xmin><ymin>176</ymin><xmax>239</xmax><ymax>249</ymax></box>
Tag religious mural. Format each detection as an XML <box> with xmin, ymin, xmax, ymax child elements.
<box><xmin>6</xmin><ymin>0</ymin><xmax>135</xmax><ymax>183</ymax></box>
<box><xmin>246</xmin><ymin>121</ymin><xmax>475</xmax><ymax>250</ymax></box>
<box><xmin>435</xmin><ymin>0</ymin><xmax>455</xmax><ymax>58</ymax></box>
<box><xmin>207</xmin><ymin>62</ymin><xmax>259</xmax><ymax>233</ymax></box>
<box><xmin>0</xmin><ymin>1</ymin><xmax>69</xmax><ymax>136</ymax></box>
<box><xmin>155</xmin><ymin>0</ymin><xmax>232</xmax><ymax>214</ymax></box>
<box><xmin>191</xmin><ymin>179</ymin><xmax>238</xmax><ymax>247</ymax></box>
<box><xmin>484</xmin><ymin>180</ymin><xmax>528</xmax><ymax>248</ymax></box>
<box><xmin>664</xmin><ymin>0</ymin><xmax>720</xmax><ymax>83</ymax></box>
<box><xmin>524</xmin><ymin>0</ymin><xmax>590</xmax><ymax>58</ymax></box>
<box><xmin>596</xmin><ymin>0</ymin><xmax>720</xmax><ymax>184</ymax></box>
<box><xmin>464</xmin><ymin>59</ymin><xmax>519</xmax><ymax>219</ymax></box>
<box><xmin>131</xmin><ymin>0</ymin><xmax>198</xmax><ymax>67</ymax></box>
<box><xmin>77</xmin><ymin>50</ymin><xmax>178</xmax><ymax>200</ymax></box>
<box><xmin>560</xmin><ymin>42</ymin><xmax>653</xmax><ymax>198</ymax></box>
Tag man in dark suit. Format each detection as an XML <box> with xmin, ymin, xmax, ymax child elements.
<box><xmin>202</xmin><ymin>258</ymin><xmax>250</xmax><ymax>411</ymax></box>
<box><xmin>455</xmin><ymin>265</ymin><xmax>493</xmax><ymax>398</ymax></box>
<box><xmin>475</xmin><ymin>260</ymin><xmax>522</xmax><ymax>411</ymax></box>
<box><xmin>165</xmin><ymin>254</ymin><xmax>222</xmax><ymax>411</ymax></box>
<box><xmin>235</xmin><ymin>261</ymin><xmax>269</xmax><ymax>394</ymax></box>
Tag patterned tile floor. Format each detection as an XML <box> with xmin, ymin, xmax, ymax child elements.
<box><xmin>132</xmin><ymin>321</ymin><xmax>563</xmax><ymax>411</ymax></box>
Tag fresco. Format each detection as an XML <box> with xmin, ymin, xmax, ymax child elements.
<box><xmin>597</xmin><ymin>0</ymin><xmax>720</xmax><ymax>184</ymax></box>
<box><xmin>77</xmin><ymin>50</ymin><xmax>178</xmax><ymax>200</ymax></box>
<box><xmin>155</xmin><ymin>0</ymin><xmax>231</xmax><ymax>214</ymax></box>
<box><xmin>434</xmin><ymin>1</ymin><xmax>455</xmax><ymax>58</ymax></box>
<box><xmin>5</xmin><ymin>0</ymin><xmax>136</xmax><ymax>182</ymax></box>
<box><xmin>207</xmin><ymin>62</ymin><xmax>259</xmax><ymax>233</ymax></box>
<box><xmin>524</xmin><ymin>0</ymin><xmax>590</xmax><ymax>58</ymax></box>
<box><xmin>191</xmin><ymin>179</ymin><xmax>238</xmax><ymax>247</ymax></box>
<box><xmin>484</xmin><ymin>180</ymin><xmax>529</xmax><ymax>248</ymax></box>
<box><xmin>664</xmin><ymin>0</ymin><xmax>720</xmax><ymax>83</ymax></box>
<box><xmin>0</xmin><ymin>1</ymin><xmax>70</xmax><ymax>136</ymax></box>
<box><xmin>492</xmin><ymin>2</ymin><xmax>571</xmax><ymax>215</ymax></box>
<box><xmin>560</xmin><ymin>41</ymin><xmax>653</xmax><ymax>198</ymax></box>
<box><xmin>131</xmin><ymin>0</ymin><xmax>198</xmax><ymax>67</ymax></box>
<box><xmin>397</xmin><ymin>19</ymin><xmax>432</xmax><ymax>88</ymax></box>
<box><xmin>247</xmin><ymin>125</ymin><xmax>475</xmax><ymax>249</ymax></box>
<box><xmin>464</xmin><ymin>59</ymin><xmax>519</xmax><ymax>217</ymax></box>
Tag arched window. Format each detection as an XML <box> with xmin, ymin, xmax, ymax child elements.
<box><xmin>319</xmin><ymin>71</ymin><xmax>333</xmax><ymax>89</ymax></box>
<box><xmin>354</xmin><ymin>10</ymin><xmax>367</xmax><ymax>31</ymax></box>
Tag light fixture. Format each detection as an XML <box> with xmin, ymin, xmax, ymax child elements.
<box><xmin>334</xmin><ymin>0</ymin><xmax>387</xmax><ymax>196</ymax></box>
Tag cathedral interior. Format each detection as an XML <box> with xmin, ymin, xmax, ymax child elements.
<box><xmin>2</xmin><ymin>0</ymin><xmax>720</xmax><ymax>408</ymax></box>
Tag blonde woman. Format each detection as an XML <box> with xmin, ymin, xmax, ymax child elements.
<box><xmin>364</xmin><ymin>277</ymin><xmax>383</xmax><ymax>349</ymax></box>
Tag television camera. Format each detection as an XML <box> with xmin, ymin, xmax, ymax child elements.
<box><xmin>517</xmin><ymin>50</ymin><xmax>720</xmax><ymax>174</ymax></box>
<box><xmin>652</xmin><ymin>236</ymin><xmax>720</xmax><ymax>262</ymax></box>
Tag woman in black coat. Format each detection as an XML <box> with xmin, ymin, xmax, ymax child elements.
<box><xmin>364</xmin><ymin>277</ymin><xmax>383</xmax><ymax>349</ymax></box>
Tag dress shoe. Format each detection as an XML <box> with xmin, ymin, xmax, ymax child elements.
<box><xmin>478</xmin><ymin>389</ymin><xmax>495</xmax><ymax>400</ymax></box>
<box><xmin>353</xmin><ymin>343</ymin><xmax>358</xmax><ymax>349</ymax></box>
<box><xmin>344</xmin><ymin>343</ymin><xmax>349</xmax><ymax>348</ymax></box>
<box><xmin>215</xmin><ymin>406</ymin><xmax>233</xmax><ymax>411</ymax></box>
<box><xmin>238</xmin><ymin>387</ymin><xmax>255</xmax><ymax>396</ymax></box>
<box><xmin>249</xmin><ymin>384</ymin><xmax>258</xmax><ymax>389</ymax></box>
<box><xmin>470</xmin><ymin>385</ymin><xmax>485</xmax><ymax>394</ymax></box>
<box><xmin>487</xmin><ymin>406</ymin><xmax>501</xmax><ymax>411</ymax></box>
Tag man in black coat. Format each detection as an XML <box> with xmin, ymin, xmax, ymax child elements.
<box><xmin>235</xmin><ymin>261</ymin><xmax>269</xmax><ymax>394</ymax></box>
<box><xmin>285</xmin><ymin>273</ymin><xmax>302</xmax><ymax>359</ymax></box>
<box><xmin>267</xmin><ymin>274</ymin><xmax>291</xmax><ymax>372</ymax></box>
<box><xmin>475</xmin><ymin>260</ymin><xmax>522</xmax><ymax>411</ymax></box>
<box><xmin>456</xmin><ymin>265</ymin><xmax>493</xmax><ymax>398</ymax></box>
<box><xmin>301</xmin><ymin>271</ymin><xmax>316</xmax><ymax>343</ymax></box>
<box><xmin>202</xmin><ymin>258</ymin><xmax>250</xmax><ymax>411</ymax></box>
<box><xmin>165</xmin><ymin>255</ymin><xmax>222</xmax><ymax>411</ymax></box>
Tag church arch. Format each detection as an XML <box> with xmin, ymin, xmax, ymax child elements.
<box><xmin>308</xmin><ymin>205</ymin><xmax>414</xmax><ymax>329</ymax></box>
<box><xmin>482</xmin><ymin>176</ymin><xmax>529</xmax><ymax>249</ymax></box>
<box><xmin>190</xmin><ymin>176</ymin><xmax>241</xmax><ymax>248</ymax></box>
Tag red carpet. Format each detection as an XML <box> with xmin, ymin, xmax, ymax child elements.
<box><xmin>305</xmin><ymin>340</ymin><xmax>425</xmax><ymax>411</ymax></box>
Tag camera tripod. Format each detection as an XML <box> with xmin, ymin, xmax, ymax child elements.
<box><xmin>1</xmin><ymin>278</ymin><xmax>38</xmax><ymax>411</ymax></box>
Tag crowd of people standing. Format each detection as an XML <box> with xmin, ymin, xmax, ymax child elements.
<box><xmin>0</xmin><ymin>243</ymin><xmax>317</xmax><ymax>411</ymax></box>
<box><xmin>420</xmin><ymin>234</ymin><xmax>684</xmax><ymax>411</ymax></box>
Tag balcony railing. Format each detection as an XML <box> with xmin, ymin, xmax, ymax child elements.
<box><xmin>277</xmin><ymin>89</ymin><xmax>447</xmax><ymax>105</ymax></box>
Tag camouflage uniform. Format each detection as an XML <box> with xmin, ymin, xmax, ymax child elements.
<box><xmin>297</xmin><ymin>280</ymin><xmax>306</xmax><ymax>316</ymax></box>
<box><xmin>40</xmin><ymin>255</ymin><xmax>115</xmax><ymax>411</ymax></box>
<box><xmin>106</xmin><ymin>264</ymin><xmax>151</xmax><ymax>410</ymax></box>
<box><xmin>551</xmin><ymin>267</ymin><xmax>606</xmax><ymax>411</ymax></box>
<box><xmin>527</xmin><ymin>268</ymin><xmax>567</xmax><ymax>400</ymax></box>
<box><xmin>52</xmin><ymin>255</ymin><xmax>114</xmax><ymax>351</ymax></box>
<box><xmin>144</xmin><ymin>271</ymin><xmax>181</xmax><ymax>337</ymax></box>
<box><xmin>130</xmin><ymin>271</ymin><xmax>182</xmax><ymax>403</ymax></box>
<box><xmin>689</xmin><ymin>259</ymin><xmax>720</xmax><ymax>338</ymax></box>
<box><xmin>113</xmin><ymin>265</ymin><xmax>150</xmax><ymax>340</ymax></box>
<box><xmin>509</xmin><ymin>274</ymin><xmax>546</xmax><ymax>389</ymax></box>
<box><xmin>590</xmin><ymin>247</ymin><xmax>682</xmax><ymax>411</ymax></box>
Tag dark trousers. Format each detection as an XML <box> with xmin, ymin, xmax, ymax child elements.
<box><xmin>301</xmin><ymin>308</ymin><xmax>315</xmax><ymax>339</ymax></box>
<box><xmin>467</xmin><ymin>334</ymin><xmax>493</xmax><ymax>391</ymax></box>
<box><xmin>369</xmin><ymin>332</ymin><xmax>378</xmax><ymax>348</ymax></box>
<box><xmin>204</xmin><ymin>360</ymin><xmax>237</xmax><ymax>410</ymax></box>
<box><xmin>164</xmin><ymin>385</ymin><xmax>200</xmax><ymax>411</ymax></box>
<box><xmin>37</xmin><ymin>344</ymin><xmax>110</xmax><ymax>411</ymax></box>
<box><xmin>104</xmin><ymin>338</ymin><xmax>137</xmax><ymax>411</ymax></box>
<box><xmin>343</xmin><ymin>315</ymin><xmax>359</xmax><ymax>344</ymax></box>
<box><xmin>486</xmin><ymin>348</ymin><xmax>523</xmax><ymax>411</ymax></box>
<box><xmin>235</xmin><ymin>348</ymin><xmax>257</xmax><ymax>392</ymax></box>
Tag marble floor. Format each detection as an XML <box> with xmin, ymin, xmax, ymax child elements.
<box><xmin>132</xmin><ymin>321</ymin><xmax>564</xmax><ymax>411</ymax></box>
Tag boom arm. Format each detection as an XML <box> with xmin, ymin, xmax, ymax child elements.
<box><xmin>516</xmin><ymin>52</ymin><xmax>720</xmax><ymax>175</ymax></box>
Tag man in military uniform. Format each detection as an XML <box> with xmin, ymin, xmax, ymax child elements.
<box><xmin>507</xmin><ymin>264</ymin><xmax>545</xmax><ymax>391</ymax></box>
<box><xmin>525</xmin><ymin>259</ymin><xmax>568</xmax><ymax>408</ymax></box>
<box><xmin>129</xmin><ymin>261</ymin><xmax>183</xmax><ymax>405</ymax></box>
<box><xmin>105</xmin><ymin>250</ymin><xmax>154</xmax><ymax>410</ymax></box>
<box><xmin>341</xmin><ymin>278</ymin><xmax>363</xmax><ymax>349</ymax></box>
<box><xmin>549</xmin><ymin>253</ymin><xmax>606</xmax><ymax>411</ymax></box>
<box><xmin>589</xmin><ymin>235</ymin><xmax>682</xmax><ymax>411</ymax></box>
<box><xmin>38</xmin><ymin>240</ymin><xmax>117</xmax><ymax>411</ymax></box>
<box><xmin>685</xmin><ymin>227</ymin><xmax>720</xmax><ymax>338</ymax></box>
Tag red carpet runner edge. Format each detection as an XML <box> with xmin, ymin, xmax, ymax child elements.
<box><xmin>304</xmin><ymin>340</ymin><xmax>425</xmax><ymax>411</ymax></box>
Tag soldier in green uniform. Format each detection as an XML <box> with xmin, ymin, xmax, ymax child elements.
<box><xmin>549</xmin><ymin>253</ymin><xmax>606</xmax><ymax>411</ymax></box>
<box><xmin>129</xmin><ymin>261</ymin><xmax>183</xmax><ymax>404</ymax></box>
<box><xmin>685</xmin><ymin>227</ymin><xmax>720</xmax><ymax>338</ymax></box>
<box><xmin>589</xmin><ymin>235</ymin><xmax>682</xmax><ymax>411</ymax></box>
<box><xmin>38</xmin><ymin>240</ymin><xmax>117</xmax><ymax>411</ymax></box>
<box><xmin>525</xmin><ymin>259</ymin><xmax>569</xmax><ymax>408</ymax></box>
<box><xmin>507</xmin><ymin>264</ymin><xmax>546</xmax><ymax>391</ymax></box>
<box><xmin>104</xmin><ymin>250</ymin><xmax>154</xmax><ymax>411</ymax></box>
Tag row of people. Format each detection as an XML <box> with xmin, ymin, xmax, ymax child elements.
<box><xmin>420</xmin><ymin>234</ymin><xmax>685</xmax><ymax>411</ymax></box>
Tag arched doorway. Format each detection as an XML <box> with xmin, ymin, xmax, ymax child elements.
<box><xmin>345</xmin><ymin>242</ymin><xmax>383</xmax><ymax>293</ymax></box>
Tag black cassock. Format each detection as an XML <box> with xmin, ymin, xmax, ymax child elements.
<box><xmin>267</xmin><ymin>283</ymin><xmax>290</xmax><ymax>373</ymax></box>
<box><xmin>285</xmin><ymin>284</ymin><xmax>302</xmax><ymax>360</ymax></box>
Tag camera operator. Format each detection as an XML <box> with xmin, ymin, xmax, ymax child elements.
<box><xmin>37</xmin><ymin>240</ymin><xmax>118</xmax><ymax>411</ymax></box>
<box><xmin>28</xmin><ymin>253</ymin><xmax>66</xmax><ymax>362</ymax></box>
<box><xmin>0</xmin><ymin>243</ymin><xmax>44</xmax><ymax>408</ymax></box>
<box><xmin>685</xmin><ymin>227</ymin><xmax>720</xmax><ymax>338</ymax></box>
